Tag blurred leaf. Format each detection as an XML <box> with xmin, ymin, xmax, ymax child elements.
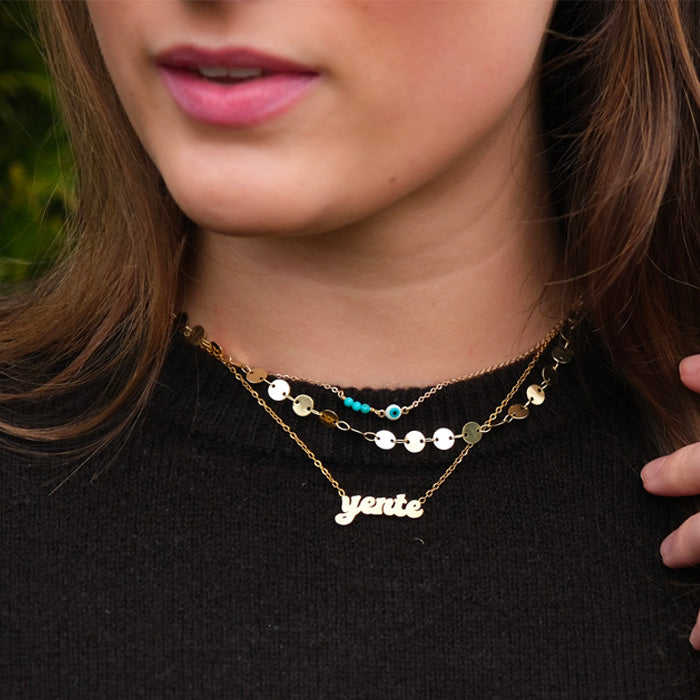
<box><xmin>0</xmin><ymin>0</ymin><xmax>73</xmax><ymax>285</ymax></box>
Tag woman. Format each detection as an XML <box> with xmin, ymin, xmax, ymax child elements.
<box><xmin>2</xmin><ymin>0</ymin><xmax>700</xmax><ymax>696</ymax></box>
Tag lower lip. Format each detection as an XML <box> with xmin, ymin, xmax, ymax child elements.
<box><xmin>158</xmin><ymin>67</ymin><xmax>318</xmax><ymax>127</ymax></box>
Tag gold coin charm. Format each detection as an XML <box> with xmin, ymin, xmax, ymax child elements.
<box><xmin>551</xmin><ymin>345</ymin><xmax>573</xmax><ymax>364</ymax></box>
<box><xmin>462</xmin><ymin>421</ymin><xmax>482</xmax><ymax>445</ymax></box>
<box><xmin>293</xmin><ymin>394</ymin><xmax>315</xmax><ymax>417</ymax></box>
<box><xmin>404</xmin><ymin>430</ymin><xmax>427</xmax><ymax>453</ymax></box>
<box><xmin>432</xmin><ymin>427</ymin><xmax>456</xmax><ymax>451</ymax></box>
<box><xmin>526</xmin><ymin>384</ymin><xmax>546</xmax><ymax>405</ymax></box>
<box><xmin>319</xmin><ymin>409</ymin><xmax>339</xmax><ymax>427</ymax></box>
<box><xmin>246</xmin><ymin>367</ymin><xmax>268</xmax><ymax>384</ymax></box>
<box><xmin>374</xmin><ymin>430</ymin><xmax>398</xmax><ymax>450</ymax></box>
<box><xmin>508</xmin><ymin>404</ymin><xmax>529</xmax><ymax>420</ymax></box>
<box><xmin>180</xmin><ymin>310</ymin><xmax>577</xmax><ymax>523</ymax></box>
<box><xmin>267</xmin><ymin>379</ymin><xmax>291</xmax><ymax>401</ymax></box>
<box><xmin>185</xmin><ymin>325</ymin><xmax>205</xmax><ymax>346</ymax></box>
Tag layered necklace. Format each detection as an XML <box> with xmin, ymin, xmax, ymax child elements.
<box><xmin>178</xmin><ymin>313</ymin><xmax>576</xmax><ymax>526</ymax></box>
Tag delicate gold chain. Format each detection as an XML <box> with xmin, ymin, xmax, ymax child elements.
<box><xmin>276</xmin><ymin>336</ymin><xmax>554</xmax><ymax>418</ymax></box>
<box><xmin>417</xmin><ymin>338</ymin><xmax>550</xmax><ymax>503</ymax></box>
<box><xmin>215</xmin><ymin>355</ymin><xmax>349</xmax><ymax>497</ymax></box>
<box><xmin>180</xmin><ymin>316</ymin><xmax>572</xmax><ymax>505</ymax></box>
<box><xmin>178</xmin><ymin>318</ymin><xmax>559</xmax><ymax>420</ymax></box>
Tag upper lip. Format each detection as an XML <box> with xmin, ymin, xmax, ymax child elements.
<box><xmin>155</xmin><ymin>45</ymin><xmax>317</xmax><ymax>74</ymax></box>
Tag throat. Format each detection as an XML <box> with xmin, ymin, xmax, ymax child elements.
<box><xmin>184</xmin><ymin>204</ymin><xmax>567</xmax><ymax>389</ymax></box>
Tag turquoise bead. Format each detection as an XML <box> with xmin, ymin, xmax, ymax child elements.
<box><xmin>361</xmin><ymin>404</ymin><xmax>371</xmax><ymax>414</ymax></box>
<box><xmin>344</xmin><ymin>397</ymin><xmax>354</xmax><ymax>407</ymax></box>
<box><xmin>352</xmin><ymin>401</ymin><xmax>362</xmax><ymax>412</ymax></box>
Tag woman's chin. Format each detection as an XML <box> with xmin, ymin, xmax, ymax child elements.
<box><xmin>177</xmin><ymin>200</ymin><xmax>329</xmax><ymax>240</ymax></box>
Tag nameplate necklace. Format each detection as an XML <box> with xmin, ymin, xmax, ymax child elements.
<box><xmin>179</xmin><ymin>315</ymin><xmax>574</xmax><ymax>526</ymax></box>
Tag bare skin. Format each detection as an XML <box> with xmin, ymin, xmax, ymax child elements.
<box><xmin>87</xmin><ymin>0</ymin><xmax>564</xmax><ymax>388</ymax></box>
<box><xmin>184</xmin><ymin>102</ymin><xmax>565</xmax><ymax>387</ymax></box>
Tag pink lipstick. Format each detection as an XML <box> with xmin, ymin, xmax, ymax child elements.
<box><xmin>156</xmin><ymin>46</ymin><xmax>319</xmax><ymax>128</ymax></box>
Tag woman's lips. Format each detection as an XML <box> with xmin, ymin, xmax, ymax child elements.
<box><xmin>156</xmin><ymin>46</ymin><xmax>319</xmax><ymax>128</ymax></box>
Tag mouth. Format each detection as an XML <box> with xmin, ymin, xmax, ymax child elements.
<box><xmin>156</xmin><ymin>45</ymin><xmax>318</xmax><ymax>83</ymax></box>
<box><xmin>155</xmin><ymin>45</ymin><xmax>320</xmax><ymax>127</ymax></box>
<box><xmin>192</xmin><ymin>66</ymin><xmax>267</xmax><ymax>84</ymax></box>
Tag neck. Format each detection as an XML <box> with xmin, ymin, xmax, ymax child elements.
<box><xmin>183</xmin><ymin>104</ymin><xmax>568</xmax><ymax>388</ymax></box>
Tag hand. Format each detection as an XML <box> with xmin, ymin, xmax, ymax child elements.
<box><xmin>641</xmin><ymin>355</ymin><xmax>700</xmax><ymax>649</ymax></box>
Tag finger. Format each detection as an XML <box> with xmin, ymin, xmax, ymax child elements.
<box><xmin>660</xmin><ymin>511</ymin><xmax>700</xmax><ymax>568</ymax></box>
<box><xmin>680</xmin><ymin>355</ymin><xmax>700</xmax><ymax>394</ymax></box>
<box><xmin>690</xmin><ymin>610</ymin><xmax>700</xmax><ymax>650</ymax></box>
<box><xmin>641</xmin><ymin>443</ymin><xmax>700</xmax><ymax>496</ymax></box>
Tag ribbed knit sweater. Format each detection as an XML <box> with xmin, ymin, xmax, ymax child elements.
<box><xmin>1</xmin><ymin>334</ymin><xmax>699</xmax><ymax>698</ymax></box>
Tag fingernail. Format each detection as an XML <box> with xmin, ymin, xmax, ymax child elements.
<box><xmin>641</xmin><ymin>456</ymin><xmax>666</xmax><ymax>483</ymax></box>
<box><xmin>680</xmin><ymin>355</ymin><xmax>700</xmax><ymax>378</ymax></box>
<box><xmin>690</xmin><ymin>622</ymin><xmax>700</xmax><ymax>650</ymax></box>
<box><xmin>660</xmin><ymin>530</ymin><xmax>676</xmax><ymax>559</ymax></box>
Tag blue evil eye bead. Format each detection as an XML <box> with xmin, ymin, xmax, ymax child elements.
<box><xmin>385</xmin><ymin>404</ymin><xmax>402</xmax><ymax>421</ymax></box>
<box><xmin>352</xmin><ymin>401</ymin><xmax>362</xmax><ymax>412</ymax></box>
<box><xmin>360</xmin><ymin>403</ymin><xmax>371</xmax><ymax>414</ymax></box>
<box><xmin>344</xmin><ymin>396</ymin><xmax>354</xmax><ymax>408</ymax></box>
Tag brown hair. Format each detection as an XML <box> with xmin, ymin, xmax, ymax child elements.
<box><xmin>0</xmin><ymin>2</ymin><xmax>187</xmax><ymax>457</ymax></box>
<box><xmin>544</xmin><ymin>0</ymin><xmax>700</xmax><ymax>446</ymax></box>
<box><xmin>1</xmin><ymin>0</ymin><xmax>699</xmax><ymax>460</ymax></box>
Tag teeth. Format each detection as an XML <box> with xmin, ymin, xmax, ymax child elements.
<box><xmin>197</xmin><ymin>66</ymin><xmax>264</xmax><ymax>79</ymax></box>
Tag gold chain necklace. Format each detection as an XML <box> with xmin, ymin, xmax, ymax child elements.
<box><xmin>274</xmin><ymin>337</ymin><xmax>550</xmax><ymax>421</ymax></box>
<box><xmin>178</xmin><ymin>323</ymin><xmax>553</xmax><ymax>423</ymax></box>
<box><xmin>179</xmin><ymin>315</ymin><xmax>574</xmax><ymax>526</ymax></box>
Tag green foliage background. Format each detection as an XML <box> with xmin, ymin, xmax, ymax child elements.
<box><xmin>0</xmin><ymin>1</ymin><xmax>72</xmax><ymax>284</ymax></box>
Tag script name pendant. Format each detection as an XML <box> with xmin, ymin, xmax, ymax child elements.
<box><xmin>334</xmin><ymin>493</ymin><xmax>424</xmax><ymax>526</ymax></box>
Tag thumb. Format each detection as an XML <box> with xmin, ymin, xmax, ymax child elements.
<box><xmin>680</xmin><ymin>355</ymin><xmax>700</xmax><ymax>394</ymax></box>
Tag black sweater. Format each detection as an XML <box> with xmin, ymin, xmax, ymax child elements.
<box><xmin>1</xmin><ymin>334</ymin><xmax>699</xmax><ymax>698</ymax></box>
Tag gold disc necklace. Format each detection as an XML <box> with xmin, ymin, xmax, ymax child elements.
<box><xmin>179</xmin><ymin>315</ymin><xmax>574</xmax><ymax>526</ymax></box>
